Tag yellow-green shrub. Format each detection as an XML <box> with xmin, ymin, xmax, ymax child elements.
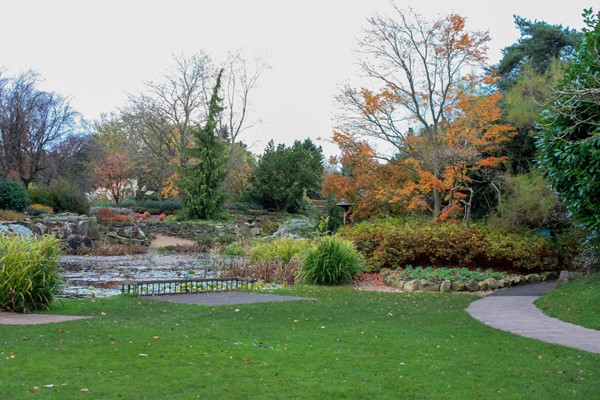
<box><xmin>0</xmin><ymin>234</ymin><xmax>62</xmax><ymax>313</ymax></box>
<box><xmin>339</xmin><ymin>219</ymin><xmax>581</xmax><ymax>273</ymax></box>
<box><xmin>250</xmin><ymin>237</ymin><xmax>311</xmax><ymax>264</ymax></box>
<box><xmin>0</xmin><ymin>209</ymin><xmax>25</xmax><ymax>221</ymax></box>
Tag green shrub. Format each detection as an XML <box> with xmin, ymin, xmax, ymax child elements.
<box><xmin>222</xmin><ymin>244</ymin><xmax>246</xmax><ymax>257</ymax></box>
<box><xmin>29</xmin><ymin>182</ymin><xmax>89</xmax><ymax>215</ymax></box>
<box><xmin>217</xmin><ymin>234</ymin><xmax>237</xmax><ymax>245</ymax></box>
<box><xmin>250</xmin><ymin>237</ymin><xmax>310</xmax><ymax>265</ymax></box>
<box><xmin>0</xmin><ymin>179</ymin><xmax>31</xmax><ymax>212</ymax></box>
<box><xmin>298</xmin><ymin>236</ymin><xmax>364</xmax><ymax>285</ymax></box>
<box><xmin>0</xmin><ymin>234</ymin><xmax>62</xmax><ymax>313</ymax></box>
<box><xmin>197</xmin><ymin>235</ymin><xmax>214</xmax><ymax>247</ymax></box>
<box><xmin>339</xmin><ymin>218</ymin><xmax>581</xmax><ymax>273</ymax></box>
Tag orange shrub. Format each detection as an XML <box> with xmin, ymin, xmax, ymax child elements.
<box><xmin>95</xmin><ymin>208</ymin><xmax>133</xmax><ymax>223</ymax></box>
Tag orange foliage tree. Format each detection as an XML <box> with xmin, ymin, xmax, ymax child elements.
<box><xmin>338</xmin><ymin>7</ymin><xmax>492</xmax><ymax>218</ymax></box>
<box><xmin>93</xmin><ymin>153</ymin><xmax>135</xmax><ymax>205</ymax></box>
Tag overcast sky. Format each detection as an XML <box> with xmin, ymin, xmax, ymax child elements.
<box><xmin>0</xmin><ymin>0</ymin><xmax>590</xmax><ymax>156</ymax></box>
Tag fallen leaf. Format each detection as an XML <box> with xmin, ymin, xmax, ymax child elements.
<box><xmin>138</xmin><ymin>353</ymin><xmax>148</xmax><ymax>357</ymax></box>
<box><xmin>152</xmin><ymin>336</ymin><xmax>160</xmax><ymax>340</ymax></box>
<box><xmin>33</xmin><ymin>386</ymin><xmax>40</xmax><ymax>391</ymax></box>
<box><xmin>44</xmin><ymin>384</ymin><xmax>54</xmax><ymax>388</ymax></box>
<box><xmin>100</xmin><ymin>312</ymin><xmax>107</xmax><ymax>316</ymax></box>
<box><xmin>81</xmin><ymin>388</ymin><xmax>89</xmax><ymax>392</ymax></box>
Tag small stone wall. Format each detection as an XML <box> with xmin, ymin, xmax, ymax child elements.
<box><xmin>380</xmin><ymin>268</ymin><xmax>560</xmax><ymax>293</ymax></box>
<box><xmin>143</xmin><ymin>220</ymin><xmax>239</xmax><ymax>241</ymax></box>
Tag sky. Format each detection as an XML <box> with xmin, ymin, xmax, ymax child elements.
<box><xmin>0</xmin><ymin>0</ymin><xmax>590</xmax><ymax>157</ymax></box>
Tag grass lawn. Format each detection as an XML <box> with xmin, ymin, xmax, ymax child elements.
<box><xmin>0</xmin><ymin>286</ymin><xmax>599</xmax><ymax>399</ymax></box>
<box><xmin>536</xmin><ymin>271</ymin><xmax>600</xmax><ymax>331</ymax></box>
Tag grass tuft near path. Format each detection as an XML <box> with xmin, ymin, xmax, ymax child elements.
<box><xmin>0</xmin><ymin>286</ymin><xmax>598</xmax><ymax>399</ymax></box>
<box><xmin>536</xmin><ymin>271</ymin><xmax>600</xmax><ymax>331</ymax></box>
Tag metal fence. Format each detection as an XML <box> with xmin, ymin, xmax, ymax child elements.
<box><xmin>121</xmin><ymin>277</ymin><xmax>254</xmax><ymax>296</ymax></box>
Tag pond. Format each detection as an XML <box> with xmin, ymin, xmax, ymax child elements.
<box><xmin>59</xmin><ymin>253</ymin><xmax>237</xmax><ymax>298</ymax></box>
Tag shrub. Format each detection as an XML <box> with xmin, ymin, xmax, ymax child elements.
<box><xmin>0</xmin><ymin>179</ymin><xmax>31</xmax><ymax>212</ymax></box>
<box><xmin>72</xmin><ymin>244</ymin><xmax>147</xmax><ymax>256</ymax></box>
<box><xmin>217</xmin><ymin>234</ymin><xmax>237</xmax><ymax>245</ymax></box>
<box><xmin>0</xmin><ymin>234</ymin><xmax>62</xmax><ymax>313</ymax></box>
<box><xmin>250</xmin><ymin>237</ymin><xmax>310</xmax><ymax>265</ymax></box>
<box><xmin>29</xmin><ymin>182</ymin><xmax>89</xmax><ymax>215</ymax></box>
<box><xmin>339</xmin><ymin>218</ymin><xmax>581</xmax><ymax>273</ymax></box>
<box><xmin>29</xmin><ymin>203</ymin><xmax>54</xmax><ymax>216</ymax></box>
<box><xmin>0</xmin><ymin>209</ymin><xmax>26</xmax><ymax>221</ymax></box>
<box><xmin>222</xmin><ymin>244</ymin><xmax>246</xmax><ymax>257</ymax></box>
<box><xmin>298</xmin><ymin>236</ymin><xmax>364</xmax><ymax>285</ymax></box>
<box><xmin>95</xmin><ymin>208</ymin><xmax>134</xmax><ymax>222</ymax></box>
<box><xmin>197</xmin><ymin>235</ymin><xmax>214</xmax><ymax>248</ymax></box>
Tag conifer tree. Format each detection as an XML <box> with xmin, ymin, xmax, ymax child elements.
<box><xmin>179</xmin><ymin>69</ymin><xmax>228</xmax><ymax>219</ymax></box>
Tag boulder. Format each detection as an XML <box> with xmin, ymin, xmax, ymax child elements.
<box><xmin>525</xmin><ymin>274</ymin><xmax>541</xmax><ymax>283</ymax></box>
<box><xmin>379</xmin><ymin>268</ymin><xmax>393</xmax><ymax>277</ymax></box>
<box><xmin>271</xmin><ymin>218</ymin><xmax>315</xmax><ymax>238</ymax></box>
<box><xmin>556</xmin><ymin>270</ymin><xmax>584</xmax><ymax>287</ymax></box>
<box><xmin>74</xmin><ymin>219</ymin><xmax>89</xmax><ymax>236</ymax></box>
<box><xmin>478</xmin><ymin>280</ymin><xmax>489</xmax><ymax>291</ymax></box>
<box><xmin>403</xmin><ymin>280</ymin><xmax>420</xmax><ymax>292</ymax></box>
<box><xmin>117</xmin><ymin>226</ymin><xmax>137</xmax><ymax>238</ymax></box>
<box><xmin>484</xmin><ymin>278</ymin><xmax>499</xmax><ymax>290</ymax></box>
<box><xmin>451</xmin><ymin>281</ymin><xmax>466</xmax><ymax>292</ymax></box>
<box><xmin>465</xmin><ymin>279</ymin><xmax>480</xmax><ymax>292</ymax></box>
<box><xmin>440</xmin><ymin>280</ymin><xmax>452</xmax><ymax>293</ymax></box>
<box><xmin>384</xmin><ymin>275</ymin><xmax>405</xmax><ymax>289</ymax></box>
<box><xmin>0</xmin><ymin>224</ymin><xmax>34</xmax><ymax>237</ymax></box>
<box><xmin>419</xmin><ymin>279</ymin><xmax>440</xmax><ymax>292</ymax></box>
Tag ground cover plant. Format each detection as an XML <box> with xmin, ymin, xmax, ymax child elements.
<box><xmin>396</xmin><ymin>266</ymin><xmax>508</xmax><ymax>282</ymax></box>
<box><xmin>0</xmin><ymin>234</ymin><xmax>61</xmax><ymax>313</ymax></box>
<box><xmin>535</xmin><ymin>271</ymin><xmax>600</xmax><ymax>330</ymax></box>
<box><xmin>0</xmin><ymin>287</ymin><xmax>598</xmax><ymax>399</ymax></box>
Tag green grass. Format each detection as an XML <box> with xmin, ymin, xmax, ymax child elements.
<box><xmin>0</xmin><ymin>287</ymin><xmax>598</xmax><ymax>399</ymax></box>
<box><xmin>535</xmin><ymin>272</ymin><xmax>600</xmax><ymax>331</ymax></box>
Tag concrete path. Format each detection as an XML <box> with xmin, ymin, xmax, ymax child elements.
<box><xmin>466</xmin><ymin>281</ymin><xmax>600</xmax><ymax>354</ymax></box>
<box><xmin>0</xmin><ymin>312</ymin><xmax>89</xmax><ymax>325</ymax></box>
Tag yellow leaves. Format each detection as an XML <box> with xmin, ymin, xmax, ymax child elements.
<box><xmin>361</xmin><ymin>88</ymin><xmax>387</xmax><ymax>115</ymax></box>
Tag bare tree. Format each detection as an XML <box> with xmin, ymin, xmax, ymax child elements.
<box><xmin>0</xmin><ymin>71</ymin><xmax>77</xmax><ymax>187</ymax></box>
<box><xmin>221</xmin><ymin>52</ymin><xmax>269</xmax><ymax>151</ymax></box>
<box><xmin>337</xmin><ymin>6</ymin><xmax>490</xmax><ymax>216</ymax></box>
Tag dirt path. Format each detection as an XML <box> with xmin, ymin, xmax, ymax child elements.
<box><xmin>147</xmin><ymin>234</ymin><xmax>198</xmax><ymax>253</ymax></box>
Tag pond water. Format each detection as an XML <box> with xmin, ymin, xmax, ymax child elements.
<box><xmin>59</xmin><ymin>253</ymin><xmax>236</xmax><ymax>298</ymax></box>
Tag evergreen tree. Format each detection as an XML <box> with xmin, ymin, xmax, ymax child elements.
<box><xmin>179</xmin><ymin>69</ymin><xmax>228</xmax><ymax>220</ymax></box>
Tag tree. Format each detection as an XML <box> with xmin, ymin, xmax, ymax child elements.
<box><xmin>0</xmin><ymin>71</ymin><xmax>77</xmax><ymax>187</ymax></box>
<box><xmin>179</xmin><ymin>69</ymin><xmax>228</xmax><ymax>220</ymax></box>
<box><xmin>338</xmin><ymin>7</ymin><xmax>490</xmax><ymax>218</ymax></box>
<box><xmin>93</xmin><ymin>153</ymin><xmax>135</xmax><ymax>205</ymax></box>
<box><xmin>243</xmin><ymin>139</ymin><xmax>324</xmax><ymax>213</ymax></box>
<box><xmin>494</xmin><ymin>15</ymin><xmax>580</xmax><ymax>90</ymax></box>
<box><xmin>536</xmin><ymin>9</ymin><xmax>600</xmax><ymax>244</ymax></box>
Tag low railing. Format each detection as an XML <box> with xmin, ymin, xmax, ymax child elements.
<box><xmin>121</xmin><ymin>277</ymin><xmax>254</xmax><ymax>296</ymax></box>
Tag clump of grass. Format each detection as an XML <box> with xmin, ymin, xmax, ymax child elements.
<box><xmin>250</xmin><ymin>237</ymin><xmax>310</xmax><ymax>264</ymax></box>
<box><xmin>299</xmin><ymin>236</ymin><xmax>364</xmax><ymax>285</ymax></box>
<box><xmin>197</xmin><ymin>235</ymin><xmax>215</xmax><ymax>248</ymax></box>
<box><xmin>222</xmin><ymin>244</ymin><xmax>246</xmax><ymax>257</ymax></box>
<box><xmin>216</xmin><ymin>234</ymin><xmax>237</xmax><ymax>245</ymax></box>
<box><xmin>0</xmin><ymin>209</ymin><xmax>25</xmax><ymax>221</ymax></box>
<box><xmin>95</xmin><ymin>208</ymin><xmax>133</xmax><ymax>222</ymax></box>
<box><xmin>226</xmin><ymin>259</ymin><xmax>300</xmax><ymax>285</ymax></box>
<box><xmin>0</xmin><ymin>234</ymin><xmax>62</xmax><ymax>313</ymax></box>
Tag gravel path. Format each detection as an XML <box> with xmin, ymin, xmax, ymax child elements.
<box><xmin>466</xmin><ymin>281</ymin><xmax>600</xmax><ymax>354</ymax></box>
<box><xmin>0</xmin><ymin>312</ymin><xmax>90</xmax><ymax>325</ymax></box>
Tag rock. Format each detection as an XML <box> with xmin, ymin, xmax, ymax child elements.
<box><xmin>249</xmin><ymin>227</ymin><xmax>261</xmax><ymax>236</ymax></box>
<box><xmin>525</xmin><ymin>274</ymin><xmax>540</xmax><ymax>283</ymax></box>
<box><xmin>117</xmin><ymin>226</ymin><xmax>137</xmax><ymax>238</ymax></box>
<box><xmin>484</xmin><ymin>278</ymin><xmax>499</xmax><ymax>290</ymax></box>
<box><xmin>440</xmin><ymin>280</ymin><xmax>452</xmax><ymax>292</ymax></box>
<box><xmin>384</xmin><ymin>275</ymin><xmax>405</xmax><ymax>289</ymax></box>
<box><xmin>403</xmin><ymin>280</ymin><xmax>420</xmax><ymax>292</ymax></box>
<box><xmin>546</xmin><ymin>271</ymin><xmax>559</xmax><ymax>280</ymax></box>
<box><xmin>379</xmin><ymin>268</ymin><xmax>393</xmax><ymax>277</ymax></box>
<box><xmin>465</xmin><ymin>279</ymin><xmax>480</xmax><ymax>292</ymax></box>
<box><xmin>451</xmin><ymin>281</ymin><xmax>466</xmax><ymax>292</ymax></box>
<box><xmin>0</xmin><ymin>224</ymin><xmax>34</xmax><ymax>237</ymax></box>
<box><xmin>62</xmin><ymin>222</ymin><xmax>73</xmax><ymax>239</ymax></box>
<box><xmin>67</xmin><ymin>235</ymin><xmax>85</xmax><ymax>249</ymax></box>
<box><xmin>74</xmin><ymin>219</ymin><xmax>89</xmax><ymax>237</ymax></box>
<box><xmin>556</xmin><ymin>270</ymin><xmax>584</xmax><ymax>287</ymax></box>
<box><xmin>419</xmin><ymin>279</ymin><xmax>440</xmax><ymax>292</ymax></box>
<box><xmin>271</xmin><ymin>218</ymin><xmax>315</xmax><ymax>238</ymax></box>
<box><xmin>478</xmin><ymin>280</ymin><xmax>489</xmax><ymax>291</ymax></box>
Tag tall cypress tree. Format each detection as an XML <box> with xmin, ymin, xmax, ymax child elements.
<box><xmin>179</xmin><ymin>69</ymin><xmax>228</xmax><ymax>220</ymax></box>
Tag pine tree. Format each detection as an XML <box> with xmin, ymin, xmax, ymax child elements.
<box><xmin>179</xmin><ymin>69</ymin><xmax>228</xmax><ymax>220</ymax></box>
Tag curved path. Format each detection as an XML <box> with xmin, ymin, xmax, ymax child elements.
<box><xmin>466</xmin><ymin>281</ymin><xmax>600</xmax><ymax>354</ymax></box>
